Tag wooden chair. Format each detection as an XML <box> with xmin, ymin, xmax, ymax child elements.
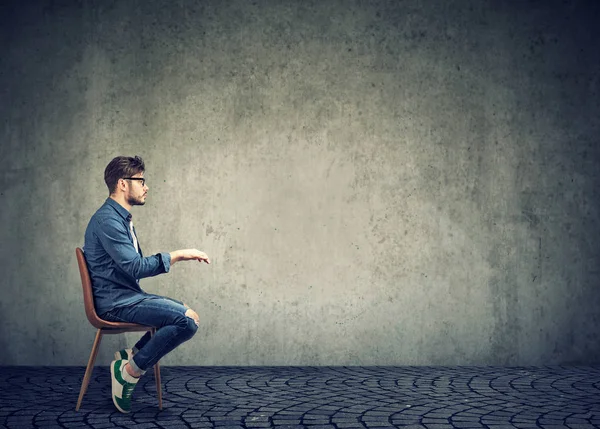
<box><xmin>75</xmin><ymin>247</ymin><xmax>163</xmax><ymax>411</ymax></box>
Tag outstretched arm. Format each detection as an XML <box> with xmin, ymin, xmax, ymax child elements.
<box><xmin>96</xmin><ymin>217</ymin><xmax>172</xmax><ymax>279</ymax></box>
<box><xmin>169</xmin><ymin>249</ymin><xmax>210</xmax><ymax>266</ymax></box>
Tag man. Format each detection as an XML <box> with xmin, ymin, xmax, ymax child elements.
<box><xmin>83</xmin><ymin>155</ymin><xmax>210</xmax><ymax>413</ymax></box>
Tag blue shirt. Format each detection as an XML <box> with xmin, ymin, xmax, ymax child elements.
<box><xmin>83</xmin><ymin>198</ymin><xmax>171</xmax><ymax>316</ymax></box>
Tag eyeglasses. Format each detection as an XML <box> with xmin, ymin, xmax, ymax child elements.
<box><xmin>123</xmin><ymin>177</ymin><xmax>146</xmax><ymax>186</ymax></box>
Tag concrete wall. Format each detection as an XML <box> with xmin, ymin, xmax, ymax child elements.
<box><xmin>1</xmin><ymin>0</ymin><xmax>599</xmax><ymax>366</ymax></box>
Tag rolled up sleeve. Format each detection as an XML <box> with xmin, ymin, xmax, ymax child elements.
<box><xmin>159</xmin><ymin>251</ymin><xmax>171</xmax><ymax>273</ymax></box>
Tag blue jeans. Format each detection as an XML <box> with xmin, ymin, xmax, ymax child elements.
<box><xmin>100</xmin><ymin>295</ymin><xmax>198</xmax><ymax>373</ymax></box>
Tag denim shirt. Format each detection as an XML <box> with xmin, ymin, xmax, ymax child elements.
<box><xmin>83</xmin><ymin>198</ymin><xmax>171</xmax><ymax>316</ymax></box>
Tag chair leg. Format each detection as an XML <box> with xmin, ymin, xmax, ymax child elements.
<box><xmin>155</xmin><ymin>361</ymin><xmax>163</xmax><ymax>410</ymax></box>
<box><xmin>84</xmin><ymin>332</ymin><xmax>103</xmax><ymax>397</ymax></box>
<box><xmin>76</xmin><ymin>329</ymin><xmax>104</xmax><ymax>411</ymax></box>
<box><xmin>151</xmin><ymin>328</ymin><xmax>163</xmax><ymax>410</ymax></box>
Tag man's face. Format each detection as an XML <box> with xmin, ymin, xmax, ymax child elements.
<box><xmin>124</xmin><ymin>173</ymin><xmax>148</xmax><ymax>206</ymax></box>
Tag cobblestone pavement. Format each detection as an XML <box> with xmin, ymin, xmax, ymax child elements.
<box><xmin>1</xmin><ymin>366</ymin><xmax>599</xmax><ymax>429</ymax></box>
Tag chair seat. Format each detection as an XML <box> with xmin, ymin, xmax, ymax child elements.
<box><xmin>96</xmin><ymin>319</ymin><xmax>154</xmax><ymax>331</ymax></box>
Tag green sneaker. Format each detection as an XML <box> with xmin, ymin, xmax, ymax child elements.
<box><xmin>114</xmin><ymin>348</ymin><xmax>134</xmax><ymax>361</ymax></box>
<box><xmin>110</xmin><ymin>359</ymin><xmax>139</xmax><ymax>413</ymax></box>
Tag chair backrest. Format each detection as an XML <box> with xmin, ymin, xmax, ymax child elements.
<box><xmin>76</xmin><ymin>247</ymin><xmax>110</xmax><ymax>329</ymax></box>
<box><xmin>76</xmin><ymin>248</ymin><xmax>153</xmax><ymax>333</ymax></box>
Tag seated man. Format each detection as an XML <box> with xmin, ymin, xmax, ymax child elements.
<box><xmin>83</xmin><ymin>155</ymin><xmax>210</xmax><ymax>413</ymax></box>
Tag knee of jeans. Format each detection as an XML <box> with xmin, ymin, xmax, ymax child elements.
<box><xmin>184</xmin><ymin>314</ymin><xmax>199</xmax><ymax>336</ymax></box>
<box><xmin>185</xmin><ymin>309</ymin><xmax>199</xmax><ymax>325</ymax></box>
<box><xmin>173</xmin><ymin>313</ymin><xmax>197</xmax><ymax>335</ymax></box>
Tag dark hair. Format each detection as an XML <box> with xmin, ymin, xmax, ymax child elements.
<box><xmin>104</xmin><ymin>155</ymin><xmax>145</xmax><ymax>194</ymax></box>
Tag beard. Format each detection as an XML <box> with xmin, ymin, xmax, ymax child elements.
<box><xmin>126</xmin><ymin>193</ymin><xmax>146</xmax><ymax>206</ymax></box>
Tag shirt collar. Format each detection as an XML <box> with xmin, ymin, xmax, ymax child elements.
<box><xmin>105</xmin><ymin>197</ymin><xmax>132</xmax><ymax>222</ymax></box>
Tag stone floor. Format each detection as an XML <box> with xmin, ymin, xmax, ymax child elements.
<box><xmin>1</xmin><ymin>366</ymin><xmax>599</xmax><ymax>428</ymax></box>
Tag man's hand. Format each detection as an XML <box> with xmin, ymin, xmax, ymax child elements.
<box><xmin>170</xmin><ymin>249</ymin><xmax>210</xmax><ymax>265</ymax></box>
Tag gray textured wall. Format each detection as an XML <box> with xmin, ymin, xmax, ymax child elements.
<box><xmin>1</xmin><ymin>0</ymin><xmax>599</xmax><ymax>366</ymax></box>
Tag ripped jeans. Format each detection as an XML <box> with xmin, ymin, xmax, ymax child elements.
<box><xmin>100</xmin><ymin>295</ymin><xmax>198</xmax><ymax>374</ymax></box>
